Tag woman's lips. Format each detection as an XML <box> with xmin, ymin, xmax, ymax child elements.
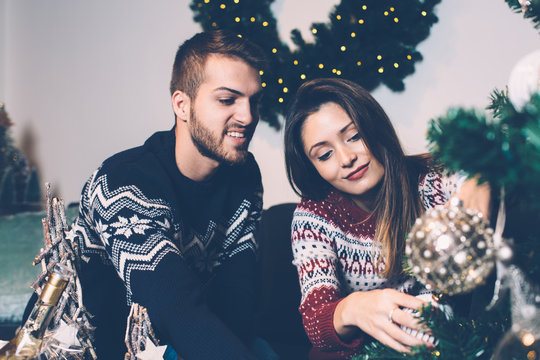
<box><xmin>346</xmin><ymin>162</ymin><xmax>370</xmax><ymax>180</ymax></box>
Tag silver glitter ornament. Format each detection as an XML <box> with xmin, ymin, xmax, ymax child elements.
<box><xmin>405</xmin><ymin>198</ymin><xmax>496</xmax><ymax>295</ymax></box>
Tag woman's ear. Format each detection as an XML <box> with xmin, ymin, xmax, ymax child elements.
<box><xmin>172</xmin><ymin>90</ymin><xmax>190</xmax><ymax>123</ymax></box>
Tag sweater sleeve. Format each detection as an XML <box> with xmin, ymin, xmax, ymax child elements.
<box><xmin>77</xmin><ymin>169</ymin><xmax>257</xmax><ymax>360</ymax></box>
<box><xmin>291</xmin><ymin>204</ymin><xmax>364</xmax><ymax>353</ymax></box>
<box><xmin>418</xmin><ymin>170</ymin><xmax>465</xmax><ymax>210</ymax></box>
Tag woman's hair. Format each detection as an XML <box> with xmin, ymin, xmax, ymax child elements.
<box><xmin>284</xmin><ymin>78</ymin><xmax>430</xmax><ymax>277</ymax></box>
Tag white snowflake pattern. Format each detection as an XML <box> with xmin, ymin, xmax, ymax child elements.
<box><xmin>111</xmin><ymin>215</ymin><xmax>152</xmax><ymax>239</ymax></box>
<box><xmin>95</xmin><ymin>219</ymin><xmax>112</xmax><ymax>246</ymax></box>
<box><xmin>155</xmin><ymin>217</ymin><xmax>171</xmax><ymax>230</ymax></box>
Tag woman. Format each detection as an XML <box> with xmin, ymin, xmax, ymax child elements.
<box><xmin>284</xmin><ymin>78</ymin><xmax>489</xmax><ymax>359</ymax></box>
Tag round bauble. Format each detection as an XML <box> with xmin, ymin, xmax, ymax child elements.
<box><xmin>406</xmin><ymin>198</ymin><xmax>495</xmax><ymax>295</ymax></box>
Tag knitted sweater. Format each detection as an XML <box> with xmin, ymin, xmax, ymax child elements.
<box><xmin>291</xmin><ymin>171</ymin><xmax>462</xmax><ymax>359</ymax></box>
<box><xmin>72</xmin><ymin>128</ymin><xmax>262</xmax><ymax>360</ymax></box>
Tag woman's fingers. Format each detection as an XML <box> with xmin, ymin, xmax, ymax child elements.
<box><xmin>375</xmin><ymin>329</ymin><xmax>412</xmax><ymax>353</ymax></box>
<box><xmin>387</xmin><ymin>322</ymin><xmax>426</xmax><ymax>348</ymax></box>
<box><xmin>390</xmin><ymin>308</ymin><xmax>423</xmax><ymax>331</ymax></box>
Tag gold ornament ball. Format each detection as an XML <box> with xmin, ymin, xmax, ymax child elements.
<box><xmin>405</xmin><ymin>198</ymin><xmax>495</xmax><ymax>295</ymax></box>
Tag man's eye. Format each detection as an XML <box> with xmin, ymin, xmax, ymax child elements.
<box><xmin>219</xmin><ymin>98</ymin><xmax>235</xmax><ymax>105</ymax></box>
<box><xmin>317</xmin><ymin>151</ymin><xmax>332</xmax><ymax>161</ymax></box>
<box><xmin>347</xmin><ymin>133</ymin><xmax>360</xmax><ymax>142</ymax></box>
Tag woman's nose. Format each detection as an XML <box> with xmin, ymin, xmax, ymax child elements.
<box><xmin>339</xmin><ymin>148</ymin><xmax>357</xmax><ymax>167</ymax></box>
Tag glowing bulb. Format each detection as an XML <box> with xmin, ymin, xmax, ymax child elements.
<box><xmin>421</xmin><ymin>11</ymin><xmax>427</xmax><ymax>16</ymax></box>
<box><xmin>351</xmin><ymin>32</ymin><xmax>356</xmax><ymax>37</ymax></box>
<box><xmin>378</xmin><ymin>67</ymin><xmax>384</xmax><ymax>73</ymax></box>
<box><xmin>358</xmin><ymin>19</ymin><xmax>364</xmax><ymax>24</ymax></box>
<box><xmin>283</xmin><ymin>87</ymin><xmax>288</xmax><ymax>93</ymax></box>
<box><xmin>293</xmin><ymin>60</ymin><xmax>298</xmax><ymax>65</ymax></box>
<box><xmin>377</xmin><ymin>55</ymin><xmax>382</xmax><ymax>60</ymax></box>
<box><xmin>204</xmin><ymin>0</ymin><xmax>209</xmax><ymax>3</ymax></box>
<box><xmin>390</xmin><ymin>7</ymin><xmax>395</xmax><ymax>11</ymax></box>
<box><xmin>272</xmin><ymin>48</ymin><xmax>277</xmax><ymax>53</ymax></box>
<box><xmin>336</xmin><ymin>14</ymin><xmax>342</xmax><ymax>20</ymax></box>
<box><xmin>312</xmin><ymin>28</ymin><xmax>317</xmax><ymax>34</ymax></box>
<box><xmin>394</xmin><ymin>63</ymin><xmax>399</xmax><ymax>68</ymax></box>
<box><xmin>237</xmin><ymin>34</ymin><xmax>242</xmax><ymax>38</ymax></box>
<box><xmin>300</xmin><ymin>74</ymin><xmax>306</xmax><ymax>79</ymax></box>
<box><xmin>384</xmin><ymin>11</ymin><xmax>389</xmax><ymax>16</ymax></box>
<box><xmin>220</xmin><ymin>4</ymin><xmax>226</xmax><ymax>9</ymax></box>
<box><xmin>278</xmin><ymin>98</ymin><xmax>284</xmax><ymax>103</ymax></box>
<box><xmin>394</xmin><ymin>17</ymin><xmax>399</xmax><ymax>22</ymax></box>
<box><xmin>336</xmin><ymin>70</ymin><xmax>342</xmax><ymax>75</ymax></box>
<box><xmin>262</xmin><ymin>82</ymin><xmax>267</xmax><ymax>87</ymax></box>
<box><xmin>362</xmin><ymin>5</ymin><xmax>367</xmax><ymax>10</ymax></box>
<box><xmin>250</xmin><ymin>17</ymin><xmax>255</xmax><ymax>22</ymax></box>
<box><xmin>340</xmin><ymin>46</ymin><xmax>346</xmax><ymax>51</ymax></box>
<box><xmin>259</xmin><ymin>70</ymin><xmax>264</xmax><ymax>75</ymax></box>
<box><xmin>356</xmin><ymin>61</ymin><xmax>362</xmax><ymax>66</ymax></box>
<box><xmin>318</xmin><ymin>63</ymin><xmax>324</xmax><ymax>69</ymax></box>
<box><xmin>212</xmin><ymin>22</ymin><xmax>217</xmax><ymax>27</ymax></box>
<box><xmin>234</xmin><ymin>0</ymin><xmax>239</xmax><ymax>3</ymax></box>
<box><xmin>332</xmin><ymin>69</ymin><xmax>337</xmax><ymax>73</ymax></box>
<box><xmin>262</xmin><ymin>21</ymin><xmax>268</xmax><ymax>26</ymax></box>
<box><xmin>522</xmin><ymin>332</ymin><xmax>535</xmax><ymax>347</ymax></box>
<box><xmin>407</xmin><ymin>54</ymin><xmax>412</xmax><ymax>60</ymax></box>
<box><xmin>235</xmin><ymin>17</ymin><xmax>240</xmax><ymax>22</ymax></box>
<box><xmin>278</xmin><ymin>78</ymin><xmax>283</xmax><ymax>84</ymax></box>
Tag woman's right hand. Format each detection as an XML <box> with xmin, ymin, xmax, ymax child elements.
<box><xmin>333</xmin><ymin>288</ymin><xmax>432</xmax><ymax>353</ymax></box>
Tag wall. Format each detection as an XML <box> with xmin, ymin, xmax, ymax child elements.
<box><xmin>2</xmin><ymin>0</ymin><xmax>539</xmax><ymax>208</ymax></box>
<box><xmin>0</xmin><ymin>0</ymin><xmax>6</xmax><ymax>101</ymax></box>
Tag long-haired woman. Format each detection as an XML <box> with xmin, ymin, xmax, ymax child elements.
<box><xmin>284</xmin><ymin>78</ymin><xmax>489</xmax><ymax>359</ymax></box>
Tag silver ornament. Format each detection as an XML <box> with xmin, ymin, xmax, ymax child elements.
<box><xmin>405</xmin><ymin>200</ymin><xmax>496</xmax><ymax>295</ymax></box>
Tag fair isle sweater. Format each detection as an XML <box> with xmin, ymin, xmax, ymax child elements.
<box><xmin>72</xmin><ymin>128</ymin><xmax>262</xmax><ymax>360</ymax></box>
<box><xmin>291</xmin><ymin>171</ymin><xmax>463</xmax><ymax>359</ymax></box>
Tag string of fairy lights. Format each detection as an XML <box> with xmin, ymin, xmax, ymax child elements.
<box><xmin>190</xmin><ymin>0</ymin><xmax>442</xmax><ymax>128</ymax></box>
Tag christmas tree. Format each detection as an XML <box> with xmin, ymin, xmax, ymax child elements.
<box><xmin>0</xmin><ymin>103</ymin><xmax>41</xmax><ymax>214</ymax></box>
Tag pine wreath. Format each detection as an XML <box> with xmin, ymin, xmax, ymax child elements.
<box><xmin>505</xmin><ymin>0</ymin><xmax>540</xmax><ymax>30</ymax></box>
<box><xmin>190</xmin><ymin>0</ymin><xmax>441</xmax><ymax>129</ymax></box>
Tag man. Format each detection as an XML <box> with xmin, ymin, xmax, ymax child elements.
<box><xmin>72</xmin><ymin>30</ymin><xmax>266</xmax><ymax>359</ymax></box>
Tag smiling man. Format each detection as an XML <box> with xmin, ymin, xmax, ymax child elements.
<box><xmin>71</xmin><ymin>30</ymin><xmax>267</xmax><ymax>359</ymax></box>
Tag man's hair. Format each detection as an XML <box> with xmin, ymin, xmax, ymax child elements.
<box><xmin>169</xmin><ymin>30</ymin><xmax>267</xmax><ymax>99</ymax></box>
<box><xmin>284</xmin><ymin>78</ymin><xmax>431</xmax><ymax>277</ymax></box>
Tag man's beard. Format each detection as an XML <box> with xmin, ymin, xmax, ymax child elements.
<box><xmin>189</xmin><ymin>107</ymin><xmax>250</xmax><ymax>166</ymax></box>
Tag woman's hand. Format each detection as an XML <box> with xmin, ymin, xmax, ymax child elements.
<box><xmin>333</xmin><ymin>289</ymin><xmax>432</xmax><ymax>353</ymax></box>
<box><xmin>457</xmin><ymin>176</ymin><xmax>491</xmax><ymax>219</ymax></box>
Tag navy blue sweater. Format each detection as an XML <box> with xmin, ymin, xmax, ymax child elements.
<box><xmin>73</xmin><ymin>128</ymin><xmax>262</xmax><ymax>359</ymax></box>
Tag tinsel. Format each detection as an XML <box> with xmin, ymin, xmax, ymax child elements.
<box><xmin>189</xmin><ymin>0</ymin><xmax>441</xmax><ymax>129</ymax></box>
<box><xmin>28</xmin><ymin>184</ymin><xmax>97</xmax><ymax>359</ymax></box>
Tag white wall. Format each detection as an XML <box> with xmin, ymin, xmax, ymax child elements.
<box><xmin>3</xmin><ymin>0</ymin><xmax>539</xmax><ymax>208</ymax></box>
<box><xmin>0</xmin><ymin>0</ymin><xmax>6</xmax><ymax>101</ymax></box>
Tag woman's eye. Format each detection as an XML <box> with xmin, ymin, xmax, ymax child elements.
<box><xmin>219</xmin><ymin>98</ymin><xmax>235</xmax><ymax>105</ymax></box>
<box><xmin>317</xmin><ymin>151</ymin><xmax>332</xmax><ymax>161</ymax></box>
<box><xmin>347</xmin><ymin>133</ymin><xmax>360</xmax><ymax>142</ymax></box>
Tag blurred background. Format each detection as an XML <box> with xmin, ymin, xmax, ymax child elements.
<box><xmin>0</xmin><ymin>0</ymin><xmax>538</xmax><ymax>209</ymax></box>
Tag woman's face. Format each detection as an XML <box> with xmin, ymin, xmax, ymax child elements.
<box><xmin>301</xmin><ymin>102</ymin><xmax>384</xmax><ymax>205</ymax></box>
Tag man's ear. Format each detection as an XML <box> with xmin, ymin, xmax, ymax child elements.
<box><xmin>172</xmin><ymin>90</ymin><xmax>190</xmax><ymax>123</ymax></box>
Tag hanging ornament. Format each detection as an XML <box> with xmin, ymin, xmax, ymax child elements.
<box><xmin>508</xmin><ymin>48</ymin><xmax>540</xmax><ymax>110</ymax></box>
<box><xmin>405</xmin><ymin>197</ymin><xmax>496</xmax><ymax>295</ymax></box>
<box><xmin>493</xmin><ymin>308</ymin><xmax>540</xmax><ymax>360</ymax></box>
